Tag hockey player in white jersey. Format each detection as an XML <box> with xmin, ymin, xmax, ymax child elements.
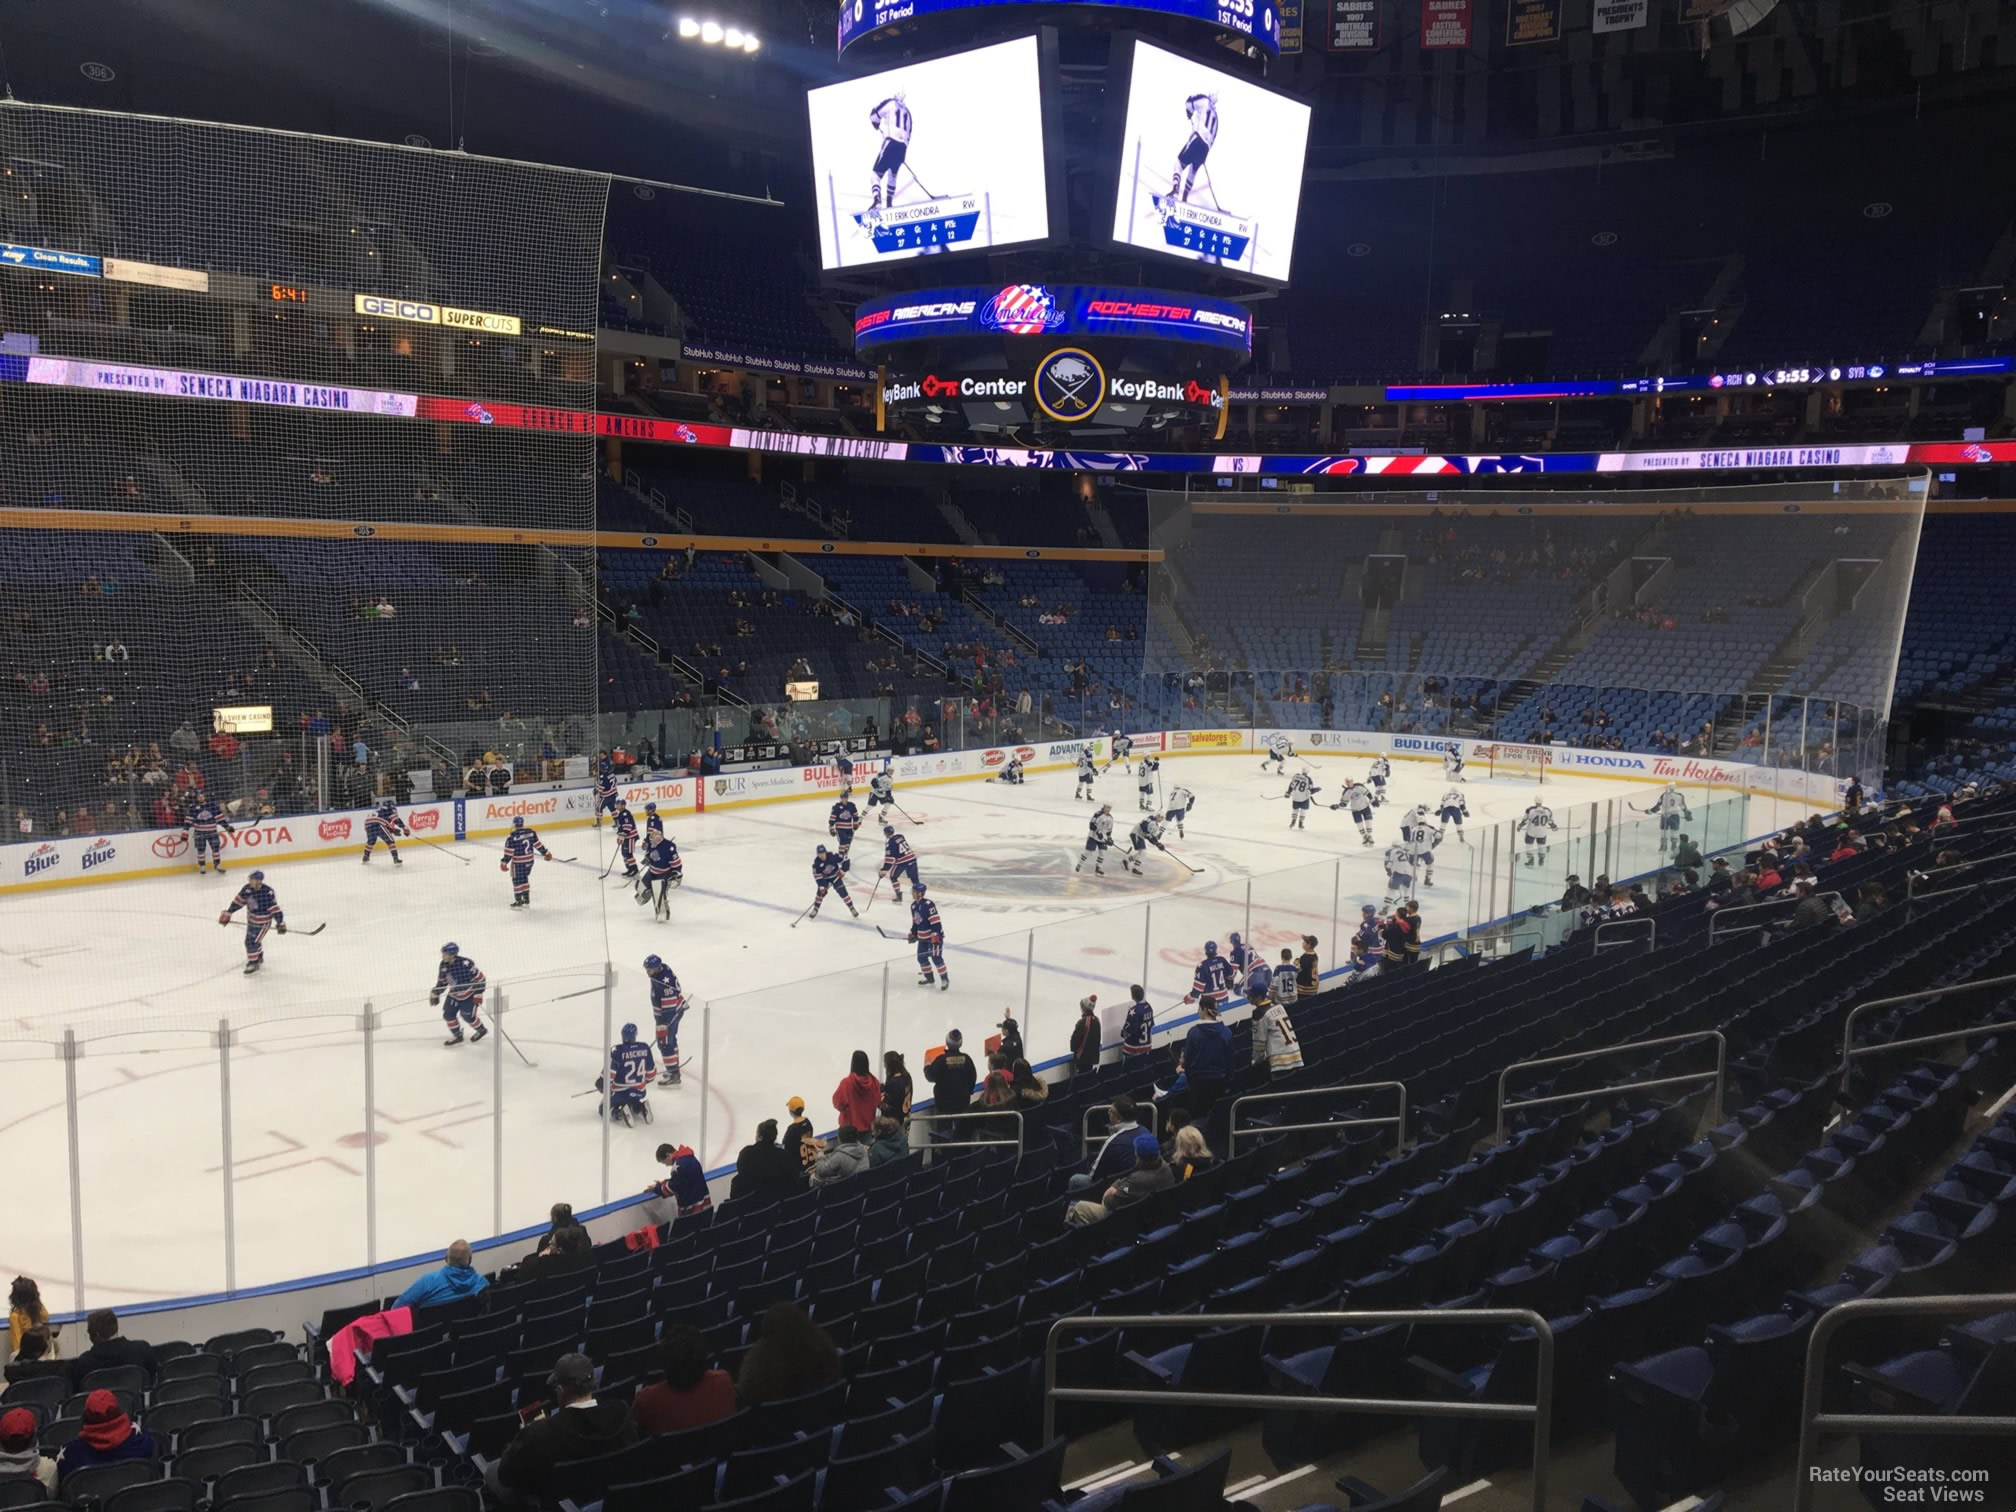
<box><xmin>1283</xmin><ymin>771</ymin><xmax>1320</xmax><ymax>829</ymax></box>
<box><xmin>1402</xmin><ymin>801</ymin><xmax>1433</xmax><ymax>840</ymax></box>
<box><xmin>1406</xmin><ymin>818</ymin><xmax>1444</xmax><ymax>888</ymax></box>
<box><xmin>1520</xmin><ymin>800</ymin><xmax>1558</xmax><ymax>866</ymax></box>
<box><xmin>1380</xmin><ymin>841</ymin><xmax>1415</xmax><ymax>913</ymax></box>
<box><xmin>1125</xmin><ymin>813</ymin><xmax>1169</xmax><ymax>875</ymax></box>
<box><xmin>1164</xmin><ymin>784</ymin><xmax>1196</xmax><ymax>838</ymax></box>
<box><xmin>865</xmin><ymin>770</ymin><xmax>896</xmax><ymax>814</ymax></box>
<box><xmin>1260</xmin><ymin>733</ymin><xmax>1296</xmax><ymax>775</ymax></box>
<box><xmin>1367</xmin><ymin>755</ymin><xmax>1392</xmax><ymax>805</ymax></box>
<box><xmin>1136</xmin><ymin>755</ymin><xmax>1160</xmax><ymax>811</ymax></box>
<box><xmin>1108</xmin><ymin>730</ymin><xmax>1134</xmax><ymax>772</ymax></box>
<box><xmin>1634</xmin><ymin>782</ymin><xmax>1694</xmax><ymax>856</ymax></box>
<box><xmin>1438</xmin><ymin>788</ymin><xmax>1471</xmax><ymax>841</ymax></box>
<box><xmin>867</xmin><ymin>92</ymin><xmax>913</xmax><ymax>214</ymax></box>
<box><xmin>1075</xmin><ymin>803</ymin><xmax>1115</xmax><ymax>875</ymax></box>
<box><xmin>1329</xmin><ymin>779</ymin><xmax>1376</xmax><ymax>845</ymax></box>
<box><xmin>1074</xmin><ymin>749</ymin><xmax>1099</xmax><ymax>801</ymax></box>
<box><xmin>1442</xmin><ymin>742</ymin><xmax>1466</xmax><ymax>781</ymax></box>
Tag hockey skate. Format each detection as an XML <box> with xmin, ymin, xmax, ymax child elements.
<box><xmin>638</xmin><ymin>1099</ymin><xmax>654</xmax><ymax>1123</ymax></box>
<box><xmin>658</xmin><ymin>1066</ymin><xmax>678</xmax><ymax>1087</ymax></box>
<box><xmin>470</xmin><ymin>1023</ymin><xmax>488</xmax><ymax>1044</ymax></box>
<box><xmin>392</xmin><ymin>853</ymin><xmax>403</xmax><ymax>865</ymax></box>
<box><xmin>512</xmin><ymin>897</ymin><xmax>528</xmax><ymax>908</ymax></box>
<box><xmin>916</xmin><ymin>974</ymin><xmax>935</xmax><ymax>988</ymax></box>
<box><xmin>616</xmin><ymin>1106</ymin><xmax>634</xmax><ymax>1128</ymax></box>
<box><xmin>243</xmin><ymin>959</ymin><xmax>260</xmax><ymax>976</ymax></box>
<box><xmin>938</xmin><ymin>974</ymin><xmax>949</xmax><ymax>991</ymax></box>
<box><xmin>444</xmin><ymin>1030</ymin><xmax>465</xmax><ymax>1046</ymax></box>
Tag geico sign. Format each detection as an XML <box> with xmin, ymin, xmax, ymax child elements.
<box><xmin>354</xmin><ymin>294</ymin><xmax>438</xmax><ymax>323</ymax></box>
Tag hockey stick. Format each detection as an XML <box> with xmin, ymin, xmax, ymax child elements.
<box><xmin>900</xmin><ymin>162</ymin><xmax>938</xmax><ymax>201</ymax></box>
<box><xmin>403</xmin><ymin>837</ymin><xmax>472</xmax><ymax>865</ymax></box>
<box><xmin>874</xmin><ymin>925</ymin><xmax>913</xmax><ymax>941</ymax></box>
<box><xmin>1159</xmin><ymin>846</ymin><xmax>1205</xmax><ymax>875</ymax></box>
<box><xmin>789</xmin><ymin>897</ymin><xmax>818</xmax><ymax>930</ymax></box>
<box><xmin>891</xmin><ymin>801</ymin><xmax>923</xmax><ymax>825</ymax></box>
<box><xmin>494</xmin><ymin>1019</ymin><xmax>536</xmax><ymax>1068</ymax></box>
<box><xmin>284</xmin><ymin>924</ymin><xmax>328</xmax><ymax>937</ymax></box>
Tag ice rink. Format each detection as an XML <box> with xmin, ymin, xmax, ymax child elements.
<box><xmin>0</xmin><ymin>753</ymin><xmax>1824</xmax><ymax>1306</ymax></box>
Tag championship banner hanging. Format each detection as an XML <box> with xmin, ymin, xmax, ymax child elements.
<box><xmin>1593</xmin><ymin>0</ymin><xmax>1649</xmax><ymax>29</ymax></box>
<box><xmin>1420</xmin><ymin>0</ymin><xmax>1471</xmax><ymax>47</ymax></box>
<box><xmin>1505</xmin><ymin>0</ymin><xmax>1560</xmax><ymax>43</ymax></box>
<box><xmin>1326</xmin><ymin>0</ymin><xmax>1381</xmax><ymax>48</ymax></box>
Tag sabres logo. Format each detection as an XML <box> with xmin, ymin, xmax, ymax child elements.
<box><xmin>1033</xmin><ymin>348</ymin><xmax>1106</xmax><ymax>425</ymax></box>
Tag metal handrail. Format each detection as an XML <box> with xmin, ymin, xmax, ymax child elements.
<box><xmin>1837</xmin><ymin>972</ymin><xmax>2016</xmax><ymax>1073</ymax></box>
<box><xmin>1041</xmin><ymin>1308</ymin><xmax>1555</xmax><ymax>1512</ymax></box>
<box><xmin>1079</xmin><ymin>1101</ymin><xmax>1140</xmax><ymax>1158</ymax></box>
<box><xmin>1706</xmin><ymin>892</ymin><xmax>1843</xmax><ymax>946</ymax></box>
<box><xmin>1906</xmin><ymin>850</ymin><xmax>2016</xmax><ymax>904</ymax></box>
<box><xmin>1227</xmin><ymin>1080</ymin><xmax>1407</xmax><ymax>1157</ymax></box>
<box><xmin>1791</xmin><ymin>1294</ymin><xmax>2016</xmax><ymax>1511</ymax></box>
<box><xmin>908</xmin><ymin>1106</ymin><xmax>1023</xmax><ymax>1157</ymax></box>
<box><xmin>1495</xmin><ymin>1029</ymin><xmax>1725</xmax><ymax>1142</ymax></box>
<box><xmin>1592</xmin><ymin>915</ymin><xmax>1657</xmax><ymax>953</ymax></box>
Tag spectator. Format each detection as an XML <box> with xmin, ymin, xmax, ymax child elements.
<box><xmin>810</xmin><ymin>1124</ymin><xmax>870</xmax><ymax>1186</ymax></box>
<box><xmin>734</xmin><ymin>1303</ymin><xmax>840</xmax><ymax>1408</ymax></box>
<box><xmin>1070</xmin><ymin>1096</ymin><xmax>1152</xmax><ymax>1193</ymax></box>
<box><xmin>1789</xmin><ymin>878</ymin><xmax>1834</xmax><ymax>930</ymax></box>
<box><xmin>781</xmin><ymin>1097</ymin><xmax>824</xmax><ymax>1172</ymax></box>
<box><xmin>1065</xmin><ymin>1134</ymin><xmax>1174</xmax><ymax>1227</ymax></box>
<box><xmin>1069</xmin><ymin>997</ymin><xmax>1102</xmax><ymax>1075</ymax></box>
<box><xmin>923</xmin><ymin>1031</ymin><xmax>977</xmax><ymax>1115</ymax></box>
<box><xmin>645</xmin><ymin>1143</ymin><xmax>712</xmax><ymax>1223</ymax></box>
<box><xmin>1253</xmin><ymin>994</ymin><xmax>1304</xmax><ymax>1077</ymax></box>
<box><xmin>55</xmin><ymin>1391</ymin><xmax>156</xmax><ymax>1486</ymax></box>
<box><xmin>1272</xmin><ymin>948</ymin><xmax>1299</xmax><ymax>1007</ymax></box>
<box><xmin>880</xmin><ymin>1051</ymin><xmax>912</xmax><ymax>1122</ymax></box>
<box><xmin>995</xmin><ymin>1013</ymin><xmax>1024</xmax><ymax>1064</ymax></box>
<box><xmin>0</xmin><ymin>1406</ymin><xmax>57</xmax><ymax>1493</ymax></box>
<box><xmin>1011</xmin><ymin>1058</ymin><xmax>1048</xmax><ymax>1109</ymax></box>
<box><xmin>1170</xmin><ymin>1124</ymin><xmax>1215</xmax><ymax>1182</ymax></box>
<box><xmin>1176</xmin><ymin>1002</ymin><xmax>1234</xmax><ymax>1123</ymax></box>
<box><xmin>1674</xmin><ymin>835</ymin><xmax>1705</xmax><ymax>871</ymax></box>
<box><xmin>3</xmin><ymin>1327</ymin><xmax>66</xmax><ymax>1385</ymax></box>
<box><xmin>1560</xmin><ymin>874</ymin><xmax>1591</xmax><ymax>910</ymax></box>
<box><xmin>7</xmin><ymin>1279</ymin><xmax>54</xmax><ymax>1359</ymax></box>
<box><xmin>1296</xmin><ymin>936</ymin><xmax>1320</xmax><ymax>993</ymax></box>
<box><xmin>67</xmin><ymin>1310</ymin><xmax>157</xmax><ymax>1387</ymax></box>
<box><xmin>730</xmin><ymin>1120</ymin><xmax>802</xmax><ymax>1202</ymax></box>
<box><xmin>630</xmin><ymin>1327</ymin><xmax>736</xmax><ymax>1436</ymax></box>
<box><xmin>831</xmin><ymin>1050</ymin><xmax>881</xmax><ymax>1133</ymax></box>
<box><xmin>392</xmin><ymin>1240</ymin><xmax>488</xmax><ymax>1311</ymax></box>
<box><xmin>868</xmin><ymin>1114</ymin><xmax>909</xmax><ymax>1167</ymax></box>
<box><xmin>488</xmin><ymin>1354</ymin><xmax>636</xmax><ymax>1507</ymax></box>
<box><xmin>975</xmin><ymin>1070</ymin><xmax>1020</xmax><ymax>1144</ymax></box>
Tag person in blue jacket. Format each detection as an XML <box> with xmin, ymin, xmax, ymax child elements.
<box><xmin>1175</xmin><ymin>1001</ymin><xmax>1234</xmax><ymax>1125</ymax></box>
<box><xmin>392</xmin><ymin>1239</ymin><xmax>489</xmax><ymax>1310</ymax></box>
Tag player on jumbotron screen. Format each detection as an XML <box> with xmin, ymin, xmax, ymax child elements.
<box><xmin>1169</xmin><ymin>92</ymin><xmax>1219</xmax><ymax>206</ymax></box>
<box><xmin>868</xmin><ymin>92</ymin><xmax>913</xmax><ymax>213</ymax></box>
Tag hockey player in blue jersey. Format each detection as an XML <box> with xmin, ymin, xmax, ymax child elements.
<box><xmin>1164</xmin><ymin>784</ymin><xmax>1196</xmax><ymax>839</ymax></box>
<box><xmin>643</xmin><ymin>802</ymin><xmax>666</xmax><ymax>845</ymax></box>
<box><xmin>637</xmin><ymin>835</ymin><xmax>682</xmax><ymax>920</ymax></box>
<box><xmin>865</xmin><ymin>771</ymin><xmax>895</xmax><ymax>814</ymax></box>
<box><xmin>598</xmin><ymin>1025</ymin><xmax>656</xmax><ymax>1127</ymax></box>
<box><xmin>810</xmin><ymin>844</ymin><xmax>859</xmax><ymax>920</ymax></box>
<box><xmin>879</xmin><ymin>823</ymin><xmax>921</xmax><ymax>904</ymax></box>
<box><xmin>1348</xmin><ymin>904</ymin><xmax>1386</xmax><ymax>981</ymax></box>
<box><xmin>1108</xmin><ymin>730</ymin><xmax>1134</xmax><ymax>772</ymax></box>
<box><xmin>218</xmin><ymin>870</ymin><xmax>285</xmax><ymax>975</ymax></box>
<box><xmin>1119</xmin><ymin>985</ymin><xmax>1155</xmax><ymax>1060</ymax></box>
<box><xmin>613</xmin><ymin>801</ymin><xmax>641</xmax><ymax>878</ymax></box>
<box><xmin>183</xmin><ymin>795</ymin><xmax>234</xmax><ymax>874</ymax></box>
<box><xmin>1074</xmin><ymin>749</ymin><xmax>1099</xmax><ymax>801</ymax></box>
<box><xmin>362</xmin><ymin>798</ymin><xmax>407</xmax><ymax>865</ymax></box>
<box><xmin>430</xmin><ymin>943</ymin><xmax>490</xmax><ymax>1045</ymax></box>
<box><xmin>907</xmin><ymin>882</ymin><xmax>948</xmax><ymax>990</ymax></box>
<box><xmin>644</xmin><ymin>954</ymin><xmax>687</xmax><ymax>1085</ymax></box>
<box><xmin>1136</xmin><ymin>755</ymin><xmax>1160</xmax><ymax>812</ymax></box>
<box><xmin>500</xmin><ymin>816</ymin><xmax>554</xmax><ymax>907</ymax></box>
<box><xmin>594</xmin><ymin>758</ymin><xmax>619</xmax><ymax>822</ymax></box>
<box><xmin>829</xmin><ymin>796</ymin><xmax>862</xmax><ymax>855</ymax></box>
<box><xmin>1284</xmin><ymin>771</ymin><xmax>1320</xmax><ymax>829</ymax></box>
<box><xmin>1225</xmin><ymin>931</ymin><xmax>1257</xmax><ymax>983</ymax></box>
<box><xmin>1185</xmin><ymin>940</ymin><xmax>1233</xmax><ymax>1011</ymax></box>
<box><xmin>1438</xmin><ymin>787</ymin><xmax>1471</xmax><ymax>841</ymax></box>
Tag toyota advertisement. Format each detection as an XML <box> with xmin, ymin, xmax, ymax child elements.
<box><xmin>808</xmin><ymin>37</ymin><xmax>1052</xmax><ymax>270</ymax></box>
<box><xmin>1109</xmin><ymin>39</ymin><xmax>1312</xmax><ymax>284</ymax></box>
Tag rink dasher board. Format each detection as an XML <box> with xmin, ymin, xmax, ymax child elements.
<box><xmin>0</xmin><ymin>728</ymin><xmax>1845</xmax><ymax>896</ymax></box>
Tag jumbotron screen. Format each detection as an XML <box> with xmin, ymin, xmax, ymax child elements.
<box><xmin>1108</xmin><ymin>38</ymin><xmax>1311</xmax><ymax>284</ymax></box>
<box><xmin>807</xmin><ymin>36</ymin><xmax>1052</xmax><ymax>271</ymax></box>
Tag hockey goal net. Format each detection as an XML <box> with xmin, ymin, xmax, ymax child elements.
<box><xmin>1483</xmin><ymin>743</ymin><xmax>1549</xmax><ymax>783</ymax></box>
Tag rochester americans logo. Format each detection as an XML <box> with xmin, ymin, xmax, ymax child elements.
<box><xmin>980</xmin><ymin>285</ymin><xmax>1068</xmax><ymax>337</ymax></box>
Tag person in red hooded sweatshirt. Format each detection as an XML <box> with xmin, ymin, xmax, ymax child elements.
<box><xmin>832</xmin><ymin>1050</ymin><xmax>882</xmax><ymax>1133</ymax></box>
<box><xmin>56</xmin><ymin>1390</ymin><xmax>156</xmax><ymax>1487</ymax></box>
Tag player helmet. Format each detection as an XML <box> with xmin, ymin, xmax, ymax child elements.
<box><xmin>644</xmin><ymin>954</ymin><xmax>662</xmax><ymax>970</ymax></box>
<box><xmin>816</xmin><ymin>843</ymin><xmax>828</xmax><ymax>854</ymax></box>
<box><xmin>1228</xmin><ymin>931</ymin><xmax>1242</xmax><ymax>946</ymax></box>
<box><xmin>1362</xmin><ymin>904</ymin><xmax>1377</xmax><ymax>915</ymax></box>
<box><xmin>441</xmin><ymin>942</ymin><xmax>459</xmax><ymax>956</ymax></box>
<box><xmin>645</xmin><ymin>802</ymin><xmax>657</xmax><ymax>813</ymax></box>
<box><xmin>883</xmin><ymin>824</ymin><xmax>895</xmax><ymax>835</ymax></box>
<box><xmin>248</xmin><ymin>870</ymin><xmax>265</xmax><ymax>882</ymax></box>
<box><xmin>1204</xmin><ymin>939</ymin><xmax>1218</xmax><ymax>955</ymax></box>
<box><xmin>513</xmin><ymin>816</ymin><xmax>526</xmax><ymax>829</ymax></box>
<box><xmin>913</xmin><ymin>881</ymin><xmax>926</xmax><ymax>895</ymax></box>
<box><xmin>621</xmin><ymin>1023</ymin><xmax>639</xmax><ymax>1042</ymax></box>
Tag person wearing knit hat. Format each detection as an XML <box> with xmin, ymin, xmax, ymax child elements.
<box><xmin>55</xmin><ymin>1389</ymin><xmax>156</xmax><ymax>1486</ymax></box>
<box><xmin>1069</xmin><ymin>995</ymin><xmax>1102</xmax><ymax>1076</ymax></box>
<box><xmin>0</xmin><ymin>1406</ymin><xmax>57</xmax><ymax>1493</ymax></box>
<box><xmin>924</xmin><ymin>1030</ymin><xmax>977</xmax><ymax>1119</ymax></box>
